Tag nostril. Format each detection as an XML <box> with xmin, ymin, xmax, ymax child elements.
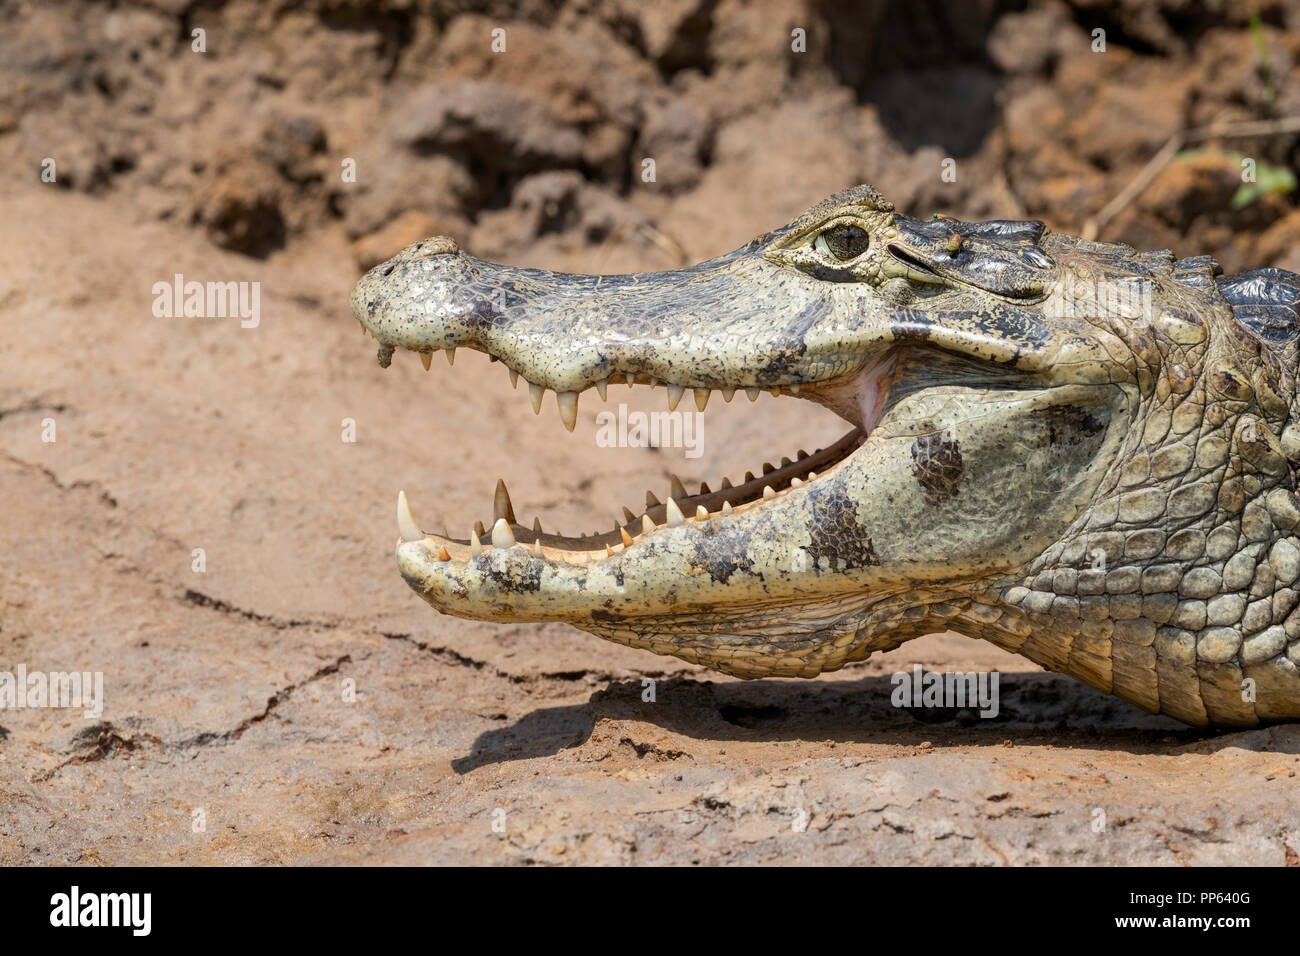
<box><xmin>382</xmin><ymin>265</ymin><xmax>395</xmax><ymax>277</ymax></box>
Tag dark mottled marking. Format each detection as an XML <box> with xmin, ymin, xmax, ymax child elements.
<box><xmin>483</xmin><ymin>559</ymin><xmax>542</xmax><ymax>593</ymax></box>
<box><xmin>804</xmin><ymin>487</ymin><xmax>880</xmax><ymax>570</ymax></box>
<box><xmin>910</xmin><ymin>431</ymin><xmax>964</xmax><ymax>503</ymax></box>
<box><xmin>689</xmin><ymin>528</ymin><xmax>756</xmax><ymax>584</ymax></box>
<box><xmin>1029</xmin><ymin>404</ymin><xmax>1105</xmax><ymax>446</ymax></box>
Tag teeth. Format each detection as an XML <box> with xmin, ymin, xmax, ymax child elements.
<box><xmin>666</xmin><ymin>384</ymin><xmax>684</xmax><ymax>411</ymax></box>
<box><xmin>620</xmin><ymin>527</ymin><xmax>634</xmax><ymax>547</ymax></box>
<box><xmin>641</xmin><ymin>515</ymin><xmax>655</xmax><ymax>534</ymax></box>
<box><xmin>694</xmin><ymin>388</ymin><xmax>710</xmax><ymax>411</ymax></box>
<box><xmin>397</xmin><ymin>490</ymin><xmax>421</xmax><ymax>542</ymax></box>
<box><xmin>556</xmin><ymin>391</ymin><xmax>578</xmax><ymax>431</ymax></box>
<box><xmin>790</xmin><ymin>383</ymin><xmax>800</xmax><ymax>394</ymax></box>
<box><xmin>529</xmin><ymin>382</ymin><xmax>544</xmax><ymax>414</ymax></box>
<box><xmin>494</xmin><ymin>480</ymin><xmax>516</xmax><ymax>523</ymax></box>
<box><xmin>470</xmin><ymin>528</ymin><xmax>483</xmax><ymax>556</ymax></box>
<box><xmin>474</xmin><ymin>520</ymin><xmax>486</xmax><ymax>538</ymax></box>
<box><xmin>695</xmin><ymin>505</ymin><xmax>709</xmax><ymax>520</ymax></box>
<box><xmin>437</xmin><ymin>545</ymin><xmax>450</xmax><ymax>561</ymax></box>
<box><xmin>665</xmin><ymin>497</ymin><xmax>684</xmax><ymax>526</ymax></box>
<box><xmin>605</xmin><ymin>545</ymin><xmax>615</xmax><ymax>557</ymax></box>
<box><xmin>491</xmin><ymin>517</ymin><xmax>515</xmax><ymax>548</ymax></box>
<box><xmin>509</xmin><ymin>369</ymin><xmax>519</xmax><ymax>388</ymax></box>
<box><xmin>670</xmin><ymin>474</ymin><xmax>687</xmax><ymax>501</ymax></box>
<box><xmin>746</xmin><ymin>388</ymin><xmax>760</xmax><ymax>402</ymax></box>
<box><xmin>722</xmin><ymin>387</ymin><xmax>735</xmax><ymax>402</ymax></box>
<box><xmin>533</xmin><ymin>516</ymin><xmax>543</xmax><ymax>535</ymax></box>
<box><xmin>445</xmin><ymin>348</ymin><xmax>456</xmax><ymax>365</ymax></box>
<box><xmin>790</xmin><ymin>477</ymin><xmax>803</xmax><ymax>488</ymax></box>
<box><xmin>419</xmin><ymin>351</ymin><xmax>432</xmax><ymax>371</ymax></box>
<box><xmin>533</xmin><ymin>538</ymin><xmax>542</xmax><ymax>555</ymax></box>
<box><xmin>808</xmin><ymin>471</ymin><xmax>817</xmax><ymax>480</ymax></box>
<box><xmin>769</xmin><ymin>387</ymin><xmax>780</xmax><ymax>397</ymax></box>
<box><xmin>596</xmin><ymin>379</ymin><xmax>608</xmax><ymax>401</ymax></box>
<box><xmin>622</xmin><ymin>506</ymin><xmax>637</xmax><ymax>523</ymax></box>
<box><xmin>720</xmin><ymin>477</ymin><xmax>733</xmax><ymax>490</ymax></box>
<box><xmin>722</xmin><ymin>501</ymin><xmax>732</xmax><ymax>515</ymax></box>
<box><xmin>762</xmin><ymin>462</ymin><xmax>775</xmax><ymax>474</ymax></box>
<box><xmin>797</xmin><ymin>449</ymin><xmax>809</xmax><ymax>459</ymax></box>
<box><xmin>780</xmin><ymin>456</ymin><xmax>792</xmax><ymax>467</ymax></box>
<box><xmin>699</xmin><ymin>481</ymin><xmax>711</xmax><ymax>494</ymax></box>
<box><xmin>744</xmin><ymin>471</ymin><xmax>755</xmax><ymax>482</ymax></box>
<box><xmin>645</xmin><ymin>490</ymin><xmax>660</xmax><ymax>508</ymax></box>
<box><xmin>762</xmin><ymin>485</ymin><xmax>775</xmax><ymax>499</ymax></box>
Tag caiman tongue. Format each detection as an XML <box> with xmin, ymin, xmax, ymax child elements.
<box><xmin>890</xmin><ymin>215</ymin><xmax>1056</xmax><ymax>299</ymax></box>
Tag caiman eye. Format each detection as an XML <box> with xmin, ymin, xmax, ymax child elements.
<box><xmin>815</xmin><ymin>224</ymin><xmax>871</xmax><ymax>261</ymax></box>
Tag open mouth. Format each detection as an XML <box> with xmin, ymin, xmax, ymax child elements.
<box><xmin>394</xmin><ymin>349</ymin><xmax>900</xmax><ymax>566</ymax></box>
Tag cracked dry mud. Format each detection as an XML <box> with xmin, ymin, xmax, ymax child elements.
<box><xmin>3</xmin><ymin>184</ymin><xmax>1300</xmax><ymax>865</ymax></box>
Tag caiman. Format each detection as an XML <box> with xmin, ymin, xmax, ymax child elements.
<box><xmin>350</xmin><ymin>185</ymin><xmax>1300</xmax><ymax>727</ymax></box>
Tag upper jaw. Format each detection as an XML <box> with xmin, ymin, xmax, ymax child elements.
<box><xmin>349</xmin><ymin>233</ymin><xmax>867</xmax><ymax>400</ymax></box>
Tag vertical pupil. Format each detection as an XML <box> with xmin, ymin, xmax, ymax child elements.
<box><xmin>827</xmin><ymin>226</ymin><xmax>868</xmax><ymax>259</ymax></box>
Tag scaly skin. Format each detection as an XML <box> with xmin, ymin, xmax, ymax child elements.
<box><xmin>351</xmin><ymin>185</ymin><xmax>1300</xmax><ymax>727</ymax></box>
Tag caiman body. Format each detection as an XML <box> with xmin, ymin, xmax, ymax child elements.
<box><xmin>351</xmin><ymin>185</ymin><xmax>1300</xmax><ymax>727</ymax></box>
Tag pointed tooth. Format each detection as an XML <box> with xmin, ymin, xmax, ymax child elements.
<box><xmin>397</xmin><ymin>490</ymin><xmax>421</xmax><ymax>542</ymax></box>
<box><xmin>491</xmin><ymin>517</ymin><xmax>515</xmax><ymax>548</ymax></box>
<box><xmin>509</xmin><ymin>369</ymin><xmax>519</xmax><ymax>388</ymax></box>
<box><xmin>556</xmin><ymin>391</ymin><xmax>578</xmax><ymax>431</ymax></box>
<box><xmin>698</xmin><ymin>481</ymin><xmax>711</xmax><ymax>494</ymax></box>
<box><xmin>474</xmin><ymin>520</ymin><xmax>486</xmax><ymax>537</ymax></box>
<box><xmin>762</xmin><ymin>462</ymin><xmax>775</xmax><ymax>474</ymax></box>
<box><xmin>790</xmin><ymin>477</ymin><xmax>803</xmax><ymax>488</ymax></box>
<box><xmin>762</xmin><ymin>485</ymin><xmax>775</xmax><ymax>499</ymax></box>
<box><xmin>744</xmin><ymin>471</ymin><xmax>755</xmax><ymax>482</ymax></box>
<box><xmin>489</xmin><ymin>355</ymin><xmax>499</xmax><ymax>363</ymax></box>
<box><xmin>666</xmin><ymin>384</ymin><xmax>684</xmax><ymax>411</ymax></box>
<box><xmin>721</xmin><ymin>500</ymin><xmax>732</xmax><ymax>515</ymax></box>
<box><xmin>797</xmin><ymin>449</ymin><xmax>809</xmax><ymax>459</ymax></box>
<box><xmin>419</xmin><ymin>351</ymin><xmax>432</xmax><ymax>371</ymax></box>
<box><xmin>670</xmin><ymin>474</ymin><xmax>687</xmax><ymax>501</ymax></box>
<box><xmin>622</xmin><ymin>506</ymin><xmax>637</xmax><ymax>523</ymax></box>
<box><xmin>533</xmin><ymin>516</ymin><xmax>543</xmax><ymax>535</ymax></box>
<box><xmin>620</xmin><ymin>526</ymin><xmax>634</xmax><ymax>547</ymax></box>
<box><xmin>641</xmin><ymin>515</ymin><xmax>655</xmax><ymax>534</ymax></box>
<box><xmin>441</xmin><ymin>525</ymin><xmax>450</xmax><ymax>539</ymax></box>
<box><xmin>665</xmin><ymin>497</ymin><xmax>684</xmax><ymax>526</ymax></box>
<box><xmin>722</xmin><ymin>387</ymin><xmax>735</xmax><ymax>402</ymax></box>
<box><xmin>781</xmin><ymin>456</ymin><xmax>792</xmax><ymax>467</ymax></box>
<box><xmin>694</xmin><ymin>388</ymin><xmax>710</xmax><ymax>411</ymax></box>
<box><xmin>790</xmin><ymin>383</ymin><xmax>800</xmax><ymax>394</ymax></box>
<box><xmin>437</xmin><ymin>545</ymin><xmax>451</xmax><ymax>561</ymax></box>
<box><xmin>720</xmin><ymin>476</ymin><xmax>733</xmax><ymax>490</ymax></box>
<box><xmin>645</xmin><ymin>490</ymin><xmax>660</xmax><ymax>508</ymax></box>
<box><xmin>493</xmin><ymin>479</ymin><xmax>516</xmax><ymax>523</ymax></box>
<box><xmin>606</xmin><ymin>544</ymin><xmax>615</xmax><ymax>557</ymax></box>
<box><xmin>808</xmin><ymin>471</ymin><xmax>817</xmax><ymax>480</ymax></box>
<box><xmin>596</xmin><ymin>378</ymin><xmax>608</xmax><ymax>401</ymax></box>
<box><xmin>529</xmin><ymin>382</ymin><xmax>544</xmax><ymax>414</ymax></box>
<box><xmin>533</xmin><ymin>538</ymin><xmax>542</xmax><ymax>555</ymax></box>
<box><xmin>445</xmin><ymin>348</ymin><xmax>456</xmax><ymax>365</ymax></box>
<box><xmin>746</xmin><ymin>387</ymin><xmax>760</xmax><ymax>402</ymax></box>
<box><xmin>695</xmin><ymin>505</ymin><xmax>709</xmax><ymax>520</ymax></box>
<box><xmin>769</xmin><ymin>387</ymin><xmax>780</xmax><ymax>397</ymax></box>
<box><xmin>470</xmin><ymin>528</ymin><xmax>483</xmax><ymax>557</ymax></box>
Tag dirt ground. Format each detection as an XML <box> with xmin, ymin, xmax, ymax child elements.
<box><xmin>3</xmin><ymin>0</ymin><xmax>1300</xmax><ymax>865</ymax></box>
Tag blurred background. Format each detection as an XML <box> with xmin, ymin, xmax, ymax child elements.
<box><xmin>4</xmin><ymin>0</ymin><xmax>1298</xmax><ymax>277</ymax></box>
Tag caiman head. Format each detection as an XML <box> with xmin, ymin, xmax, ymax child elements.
<box><xmin>352</xmin><ymin>184</ymin><xmax>1300</xmax><ymax>727</ymax></box>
